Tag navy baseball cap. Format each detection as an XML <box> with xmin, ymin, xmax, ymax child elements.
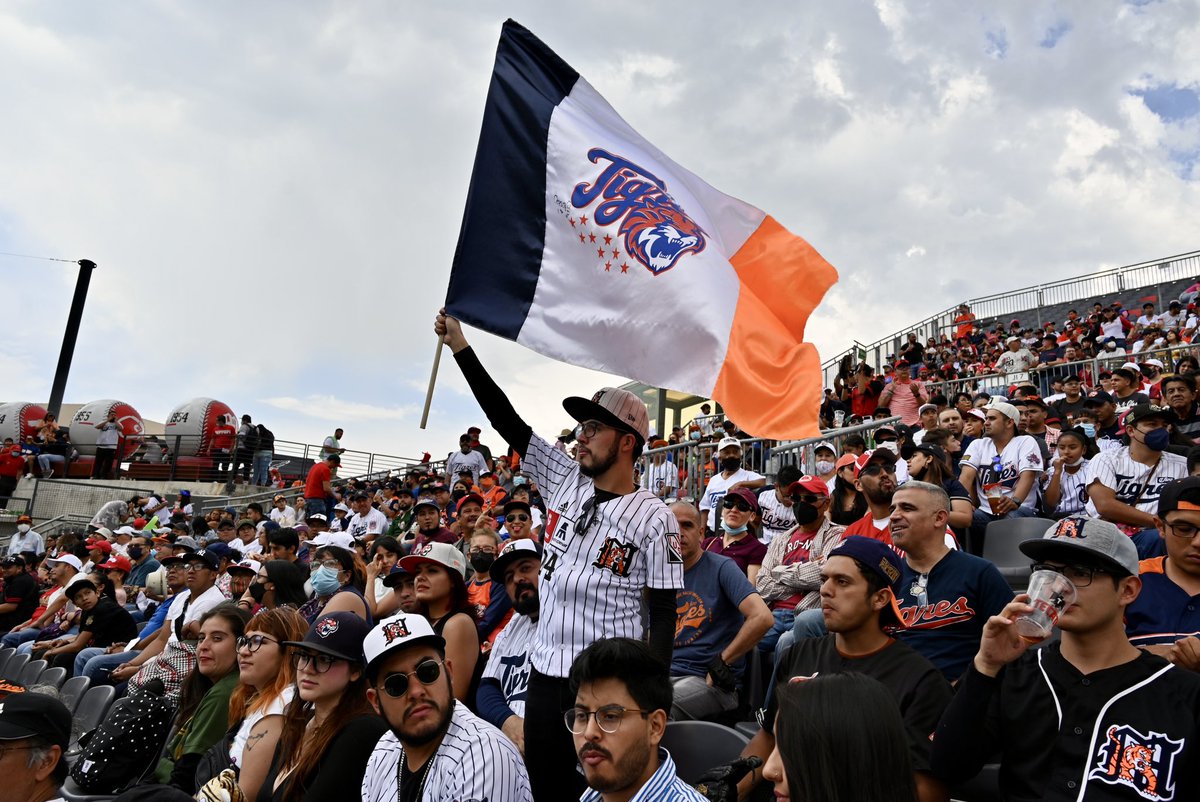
<box><xmin>283</xmin><ymin>611</ymin><xmax>370</xmax><ymax>664</ymax></box>
<box><xmin>826</xmin><ymin>536</ymin><xmax>906</xmax><ymax>631</ymax></box>
<box><xmin>381</xmin><ymin>564</ymin><xmax>411</xmax><ymax>588</ymax></box>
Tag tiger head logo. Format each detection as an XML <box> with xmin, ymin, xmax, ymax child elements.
<box><xmin>620</xmin><ymin>202</ymin><xmax>707</xmax><ymax>275</ymax></box>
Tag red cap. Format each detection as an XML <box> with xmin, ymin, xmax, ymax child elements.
<box><xmin>788</xmin><ymin>475</ymin><xmax>830</xmax><ymax>498</ymax></box>
<box><xmin>834</xmin><ymin>453</ymin><xmax>858</xmax><ymax>471</ymax></box>
<box><xmin>854</xmin><ymin>449</ymin><xmax>897</xmax><ymax>477</ymax></box>
<box><xmin>133</xmin><ymin>518</ymin><xmax>147</xmax><ymax>529</ymax></box>
<box><xmin>456</xmin><ymin>493</ymin><xmax>485</xmax><ymax>512</ymax></box>
<box><xmin>87</xmin><ymin>540</ymin><xmax>113</xmax><ymax>554</ymax></box>
<box><xmin>99</xmin><ymin>555</ymin><xmax>132</xmax><ymax>573</ymax></box>
<box><xmin>723</xmin><ymin>487</ymin><xmax>760</xmax><ymax>514</ymax></box>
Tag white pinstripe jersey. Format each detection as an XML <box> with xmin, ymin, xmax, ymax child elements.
<box><xmin>360</xmin><ymin>703</ymin><xmax>532</xmax><ymax>802</ymax></box>
<box><xmin>524</xmin><ymin>434</ymin><xmax>684</xmax><ymax>677</ymax></box>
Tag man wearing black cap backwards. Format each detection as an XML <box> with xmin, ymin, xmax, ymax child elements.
<box><xmin>0</xmin><ymin>691</ymin><xmax>72</xmax><ymax>802</ymax></box>
<box><xmin>932</xmin><ymin>517</ymin><xmax>1200</xmax><ymax>801</ymax></box>
<box><xmin>436</xmin><ymin>309</ymin><xmax>683</xmax><ymax>802</ymax></box>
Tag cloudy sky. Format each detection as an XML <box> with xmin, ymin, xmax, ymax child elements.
<box><xmin>1</xmin><ymin>1</ymin><xmax>1197</xmax><ymax>462</ymax></box>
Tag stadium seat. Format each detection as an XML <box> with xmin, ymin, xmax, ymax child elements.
<box><xmin>136</xmin><ymin>620</ymin><xmax>148</xmax><ymax>633</ymax></box>
<box><xmin>68</xmin><ymin>685</ymin><xmax>117</xmax><ymax>758</ymax></box>
<box><xmin>59</xmin><ymin>675</ymin><xmax>91</xmax><ymax>715</ymax></box>
<box><xmin>0</xmin><ymin>646</ymin><xmax>15</xmax><ymax>675</ymax></box>
<box><xmin>2</xmin><ymin>652</ymin><xmax>29</xmax><ymax>683</ymax></box>
<box><xmin>58</xmin><ymin>776</ymin><xmax>119</xmax><ymax>802</ymax></box>
<box><xmin>983</xmin><ymin>517</ymin><xmax>1054</xmax><ymax>591</ymax></box>
<box><xmin>18</xmin><ymin>659</ymin><xmax>47</xmax><ymax>687</ymax></box>
<box><xmin>734</xmin><ymin>720</ymin><xmax>759</xmax><ymax>739</ymax></box>
<box><xmin>660</xmin><ymin>720</ymin><xmax>750</xmax><ymax>785</ymax></box>
<box><xmin>37</xmin><ymin>665</ymin><xmax>67</xmax><ymax>690</ymax></box>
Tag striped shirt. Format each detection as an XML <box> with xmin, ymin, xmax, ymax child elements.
<box><xmin>524</xmin><ymin>434</ymin><xmax>684</xmax><ymax>677</ymax></box>
<box><xmin>580</xmin><ymin>748</ymin><xmax>706</xmax><ymax>801</ymax></box>
<box><xmin>360</xmin><ymin>703</ymin><xmax>532</xmax><ymax>802</ymax></box>
<box><xmin>1040</xmin><ymin>459</ymin><xmax>1090</xmax><ymax>516</ymax></box>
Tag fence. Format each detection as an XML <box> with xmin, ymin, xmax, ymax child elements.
<box><xmin>822</xmin><ymin>249</ymin><xmax>1200</xmax><ymax>385</ymax></box>
<box><xmin>27</xmin><ymin>480</ymin><xmax>155</xmax><ymax>525</ymax></box>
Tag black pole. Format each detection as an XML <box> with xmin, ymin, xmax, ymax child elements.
<box><xmin>46</xmin><ymin>259</ymin><xmax>96</xmax><ymax>420</ymax></box>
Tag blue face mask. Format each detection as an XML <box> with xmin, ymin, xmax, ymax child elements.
<box><xmin>721</xmin><ymin>522</ymin><xmax>749</xmax><ymax>535</ymax></box>
<box><xmin>1079</xmin><ymin>423</ymin><xmax>1096</xmax><ymax>439</ymax></box>
<box><xmin>1141</xmin><ymin>427</ymin><xmax>1171</xmax><ymax>452</ymax></box>
<box><xmin>311</xmin><ymin>565</ymin><xmax>341</xmax><ymax>596</ymax></box>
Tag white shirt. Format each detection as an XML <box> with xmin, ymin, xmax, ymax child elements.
<box><xmin>361</xmin><ymin>704</ymin><xmax>533</xmax><ymax>802</ymax></box>
<box><xmin>993</xmin><ymin>348</ymin><xmax>1037</xmax><ymax>379</ymax></box>
<box><xmin>755</xmin><ymin>489</ymin><xmax>796</xmax><ymax>545</ymax></box>
<box><xmin>166</xmin><ymin>585</ymin><xmax>226</xmax><ymax>644</ymax></box>
<box><xmin>346</xmin><ymin>507</ymin><xmax>388</xmax><ymax>540</ymax></box>
<box><xmin>270</xmin><ymin>506</ymin><xmax>296</xmax><ymax>527</ymax></box>
<box><xmin>7</xmin><ymin>528</ymin><xmax>43</xmax><ymax>556</ymax></box>
<box><xmin>1042</xmin><ymin>460</ymin><xmax>1090</xmax><ymax>516</ymax></box>
<box><xmin>230</xmin><ymin>686</ymin><xmax>294</xmax><ymax>768</ymax></box>
<box><xmin>237</xmin><ymin>537</ymin><xmax>263</xmax><ymax>556</ymax></box>
<box><xmin>1085</xmin><ymin>447</ymin><xmax>1188</xmax><ymax>518</ymax></box>
<box><xmin>641</xmin><ymin>460</ymin><xmax>677</xmax><ymax>498</ymax></box>
<box><xmin>445</xmin><ymin>449</ymin><xmax>489</xmax><ymax>484</ymax></box>
<box><xmin>700</xmin><ymin>468</ymin><xmax>764</xmax><ymax>531</ymax></box>
<box><xmin>482</xmin><ymin>613</ymin><xmax>535</xmax><ymax>717</ymax></box>
<box><xmin>322</xmin><ymin>435</ymin><xmax>340</xmax><ymax>454</ymax></box>
<box><xmin>960</xmin><ymin>435</ymin><xmax>1044</xmax><ymax>511</ymax></box>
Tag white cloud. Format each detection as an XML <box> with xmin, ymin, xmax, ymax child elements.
<box><xmin>260</xmin><ymin>395</ymin><xmax>416</xmax><ymax>423</ymax></box>
<box><xmin>906</xmin><ymin>245</ymin><xmax>926</xmax><ymax>258</ymax></box>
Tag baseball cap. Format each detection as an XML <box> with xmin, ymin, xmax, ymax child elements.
<box><xmin>228</xmin><ymin>558</ymin><xmax>262</xmax><ymax>576</ymax></box>
<box><xmin>894</xmin><ymin>359</ymin><xmax>910</xmax><ymax>368</ymax></box>
<box><xmin>812</xmin><ymin>441</ymin><xmax>836</xmax><ymax>455</ymax></box>
<box><xmin>15</xmin><ymin>515</ymin><xmax>32</xmax><ymax>525</ymax></box>
<box><xmin>853</xmin><ymin>449</ymin><xmax>896</xmax><ymax>477</ymax></box>
<box><xmin>304</xmin><ymin>531</ymin><xmax>356</xmax><ymax>551</ymax></box>
<box><xmin>174</xmin><ymin>535</ymin><xmax>199</xmax><ymax>552</ymax></box>
<box><xmin>98</xmin><ymin>555</ymin><xmax>133</xmax><ymax>573</ymax></box>
<box><xmin>412</xmin><ymin>496</ymin><xmax>439</xmax><ymax>512</ymax></box>
<box><xmin>237</xmin><ymin>519</ymin><xmax>255</xmax><ymax>530</ymax></box>
<box><xmin>92</xmin><ymin>526</ymin><xmax>114</xmax><ymax>540</ymax></box>
<box><xmin>1084</xmin><ymin>390</ymin><xmax>1116</xmax><ymax>406</ymax></box>
<box><xmin>305</xmin><ymin>513</ymin><xmax>328</xmax><ymax>524</ymax></box>
<box><xmin>716</xmin><ymin>436</ymin><xmax>742</xmax><ymax>453</ymax></box>
<box><xmin>834</xmin><ymin>453</ymin><xmax>858</xmax><ymax>472</ymax></box>
<box><xmin>0</xmin><ymin>556</ymin><xmax>24</xmax><ymax>569</ymax></box>
<box><xmin>502</xmin><ymin>499</ymin><xmax>532</xmax><ymax>517</ymax></box>
<box><xmin>0</xmin><ymin>691</ymin><xmax>72</xmax><ymax>751</ymax></box>
<box><xmin>1141</xmin><ymin>358</ymin><xmax>1166</xmax><ymax>369</ymax></box>
<box><xmin>787</xmin><ymin>475</ymin><xmax>830</xmax><ymax>499</ymax></box>
<box><xmin>723</xmin><ymin>486</ymin><xmax>760</xmax><ymax>514</ymax></box>
<box><xmin>1158</xmin><ymin>477</ymin><xmax>1200</xmax><ymax>518</ymax></box>
<box><xmin>115</xmin><ymin>525</ymin><xmax>137</xmax><ymax>537</ymax></box>
<box><xmin>826</xmin><ymin>536</ymin><xmax>906</xmax><ymax>630</ymax></box>
<box><xmin>918</xmin><ymin>403</ymin><xmax>938</xmax><ymax>415</ymax></box>
<box><xmin>563</xmin><ymin>387</ymin><xmax>650</xmax><ymax>442</ymax></box>
<box><xmin>66</xmin><ymin>577</ymin><xmax>98</xmax><ymax>599</ymax></box>
<box><xmin>1063</xmin><ymin>374</ymin><xmax>1081</xmax><ymax>384</ymax></box>
<box><xmin>381</xmin><ymin>564</ymin><xmax>412</xmax><ymax>588</ymax></box>
<box><xmin>283</xmin><ymin>611</ymin><xmax>370</xmax><ymax>664</ymax></box>
<box><xmin>899</xmin><ymin>442</ymin><xmax>948</xmax><ymax>464</ymax></box>
<box><xmin>44</xmin><ymin>553</ymin><xmax>83</xmax><ymax>572</ymax></box>
<box><xmin>333</xmin><ymin>503</ymin><xmax>351</xmax><ymax>515</ymax></box>
<box><xmin>86</xmin><ymin>540</ymin><xmax>113</xmax><ymax>555</ymax></box>
<box><xmin>1005</xmin><ymin>336</ymin><xmax>1020</xmax><ymax>344</ymax></box>
<box><xmin>1019</xmin><ymin>517</ymin><xmax>1139</xmax><ymax>577</ymax></box>
<box><xmin>456</xmin><ymin>493</ymin><xmax>485</xmax><ymax>513</ymax></box>
<box><xmin>363</xmin><ymin>613</ymin><xmax>446</xmax><ymax>672</ymax></box>
<box><xmin>488</xmin><ymin>539</ymin><xmax>543</xmax><ymax>584</ymax></box>
<box><xmin>186</xmin><ymin>549</ymin><xmax>222</xmax><ymax>571</ymax></box>
<box><xmin>1124</xmin><ymin>403</ymin><xmax>1177</xmax><ymax>428</ymax></box>
<box><xmin>873</xmin><ymin>426</ymin><xmax>898</xmax><ymax>441</ymax></box>
<box><xmin>987</xmin><ymin>401</ymin><xmax>1021</xmax><ymax>426</ymax></box>
<box><xmin>132</xmin><ymin>518</ymin><xmax>147</xmax><ymax>530</ymax></box>
<box><xmin>398</xmin><ymin>541</ymin><xmax>467</xmax><ymax>580</ymax></box>
<box><xmin>966</xmin><ymin>408</ymin><xmax>987</xmax><ymax>422</ymax></box>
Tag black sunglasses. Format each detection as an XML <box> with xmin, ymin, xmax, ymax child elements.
<box><xmin>790</xmin><ymin>493</ymin><xmax>821</xmax><ymax>505</ymax></box>
<box><xmin>380</xmin><ymin>659</ymin><xmax>443</xmax><ymax>697</ymax></box>
<box><xmin>722</xmin><ymin>498</ymin><xmax>753</xmax><ymax>512</ymax></box>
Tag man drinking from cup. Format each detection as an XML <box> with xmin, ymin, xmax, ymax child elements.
<box><xmin>931</xmin><ymin>516</ymin><xmax>1200</xmax><ymax>800</ymax></box>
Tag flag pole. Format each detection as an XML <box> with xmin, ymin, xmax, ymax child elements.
<box><xmin>419</xmin><ymin>338</ymin><xmax>444</xmax><ymax>430</ymax></box>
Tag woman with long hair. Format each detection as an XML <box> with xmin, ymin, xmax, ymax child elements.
<box><xmin>1041</xmin><ymin>428</ymin><xmax>1098</xmax><ymax>519</ymax></box>
<box><xmin>764</xmin><ymin>673</ymin><xmax>917</xmax><ymax>802</ymax></box>
<box><xmin>298</xmin><ymin>546</ymin><xmax>370</xmax><ymax>625</ymax></box>
<box><xmin>1177</xmin><ymin>354</ymin><xmax>1200</xmax><ymax>376</ymax></box>
<box><xmin>220</xmin><ymin>607</ymin><xmax>309</xmax><ymax>800</ymax></box>
<box><xmin>902</xmin><ymin>442</ymin><xmax>973</xmax><ymax>531</ymax></box>
<box><xmin>157</xmin><ymin>603</ymin><xmax>251</xmax><ymax>793</ymax></box>
<box><xmin>260</xmin><ymin>612</ymin><xmax>387</xmax><ymax>802</ymax></box>
<box><xmin>702</xmin><ymin>486</ymin><xmax>767</xmax><ymax>584</ymax></box>
<box><xmin>829</xmin><ymin>455</ymin><xmax>867</xmax><ymax>526</ymax></box>
<box><xmin>239</xmin><ymin>560</ymin><xmax>309</xmax><ymax>613</ymax></box>
<box><xmin>397</xmin><ymin>541</ymin><xmax>481</xmax><ymax>704</ymax></box>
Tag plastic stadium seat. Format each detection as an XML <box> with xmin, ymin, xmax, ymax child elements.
<box><xmin>59</xmin><ymin>675</ymin><xmax>90</xmax><ymax>716</ymax></box>
<box><xmin>18</xmin><ymin>658</ymin><xmax>48</xmax><ymax>687</ymax></box>
<box><xmin>2</xmin><ymin>652</ymin><xmax>29</xmax><ymax>683</ymax></box>
<box><xmin>0</xmin><ymin>646</ymin><xmax>14</xmax><ymax>675</ymax></box>
<box><xmin>660</xmin><ymin>720</ymin><xmax>751</xmax><ymax>785</ymax></box>
<box><xmin>37</xmin><ymin>665</ymin><xmax>67</xmax><ymax>690</ymax></box>
<box><xmin>734</xmin><ymin>720</ymin><xmax>760</xmax><ymax>740</ymax></box>
<box><xmin>68</xmin><ymin>685</ymin><xmax>117</xmax><ymax>757</ymax></box>
<box><xmin>983</xmin><ymin>517</ymin><xmax>1055</xmax><ymax>591</ymax></box>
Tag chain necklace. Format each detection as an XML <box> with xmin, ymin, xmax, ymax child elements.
<box><xmin>396</xmin><ymin>745</ymin><xmax>433</xmax><ymax>802</ymax></box>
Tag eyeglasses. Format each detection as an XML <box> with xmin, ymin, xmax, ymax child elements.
<box><xmin>379</xmin><ymin>659</ymin><xmax>443</xmax><ymax>697</ymax></box>
<box><xmin>789</xmin><ymin>494</ymin><xmax>821</xmax><ymax>505</ymax></box>
<box><xmin>572</xmin><ymin>420</ymin><xmax>612</xmax><ymax>441</ymax></box>
<box><xmin>859</xmin><ymin>464</ymin><xmax>896</xmax><ymax>477</ymax></box>
<box><xmin>722</xmin><ymin>498</ymin><xmax>754</xmax><ymax>513</ymax></box>
<box><xmin>1164</xmin><ymin>519</ymin><xmax>1200</xmax><ymax>540</ymax></box>
<box><xmin>311</xmin><ymin>560</ymin><xmax>341</xmax><ymax>573</ymax></box>
<box><xmin>237</xmin><ymin>634</ymin><xmax>279</xmax><ymax>653</ymax></box>
<box><xmin>1032</xmin><ymin>562</ymin><xmax>1108</xmax><ymax>588</ymax></box>
<box><xmin>468</xmin><ymin>547</ymin><xmax>496</xmax><ymax>556</ymax></box>
<box><xmin>185</xmin><ymin>563</ymin><xmax>212</xmax><ymax>572</ymax></box>
<box><xmin>290</xmin><ymin>650</ymin><xmax>343</xmax><ymax>674</ymax></box>
<box><xmin>564</xmin><ymin>705</ymin><xmax>651</xmax><ymax>734</ymax></box>
<box><xmin>0</xmin><ymin>745</ymin><xmax>37</xmax><ymax>760</ymax></box>
<box><xmin>506</xmin><ymin>514</ymin><xmax>530</xmax><ymax>523</ymax></box>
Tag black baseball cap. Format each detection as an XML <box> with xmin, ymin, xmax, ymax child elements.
<box><xmin>1083</xmin><ymin>390</ymin><xmax>1116</xmax><ymax>406</ymax></box>
<box><xmin>1158</xmin><ymin>477</ymin><xmax>1200</xmax><ymax>517</ymax></box>
<box><xmin>283</xmin><ymin>611</ymin><xmax>370</xmax><ymax>664</ymax></box>
<box><xmin>899</xmin><ymin>442</ymin><xmax>948</xmax><ymax>464</ymax></box>
<box><xmin>0</xmin><ymin>691</ymin><xmax>72</xmax><ymax>751</ymax></box>
<box><xmin>1124</xmin><ymin>403</ymin><xmax>1177</xmax><ymax>428</ymax></box>
<box><xmin>489</xmin><ymin>539</ymin><xmax>543</xmax><ymax>585</ymax></box>
<box><xmin>502</xmin><ymin>499</ymin><xmax>532</xmax><ymax>517</ymax></box>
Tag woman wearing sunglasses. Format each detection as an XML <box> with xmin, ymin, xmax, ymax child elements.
<box><xmin>261</xmin><ymin>612</ymin><xmax>388</xmax><ymax>802</ymax></box>
<box><xmin>298</xmin><ymin>545</ymin><xmax>371</xmax><ymax>625</ymax></box>
<box><xmin>156</xmin><ymin>603</ymin><xmax>251</xmax><ymax>793</ymax></box>
<box><xmin>703</xmin><ymin>487</ymin><xmax>767</xmax><ymax>584</ymax></box>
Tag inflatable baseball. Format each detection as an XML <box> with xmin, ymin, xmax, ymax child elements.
<box><xmin>163</xmin><ymin>398</ymin><xmax>237</xmax><ymax>456</ymax></box>
<box><xmin>70</xmin><ymin>400</ymin><xmax>145</xmax><ymax>459</ymax></box>
<box><xmin>0</xmin><ymin>402</ymin><xmax>50</xmax><ymax>443</ymax></box>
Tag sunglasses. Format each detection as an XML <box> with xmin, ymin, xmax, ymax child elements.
<box><xmin>722</xmin><ymin>498</ymin><xmax>754</xmax><ymax>513</ymax></box>
<box><xmin>790</xmin><ymin>493</ymin><xmax>822</xmax><ymax>505</ymax></box>
<box><xmin>505</xmin><ymin>514</ymin><xmax>530</xmax><ymax>523</ymax></box>
<box><xmin>379</xmin><ymin>659</ymin><xmax>443</xmax><ymax>697</ymax></box>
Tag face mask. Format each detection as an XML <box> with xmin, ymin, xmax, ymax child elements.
<box><xmin>249</xmin><ymin>582</ymin><xmax>267</xmax><ymax>603</ymax></box>
<box><xmin>1079</xmin><ymin>423</ymin><xmax>1096</xmax><ymax>438</ymax></box>
<box><xmin>470</xmin><ymin>554</ymin><xmax>495</xmax><ymax>573</ymax></box>
<box><xmin>1063</xmin><ymin>457</ymin><xmax>1085</xmax><ymax>468</ymax></box>
<box><xmin>311</xmin><ymin>566</ymin><xmax>341</xmax><ymax>596</ymax></box>
<box><xmin>720</xmin><ymin>458</ymin><xmax>742</xmax><ymax>473</ymax></box>
<box><xmin>127</xmin><ymin>546</ymin><xmax>144</xmax><ymax>561</ymax></box>
<box><xmin>1140</xmin><ymin>427</ymin><xmax>1171</xmax><ymax>452</ymax></box>
<box><xmin>877</xmin><ymin>441</ymin><xmax>899</xmax><ymax>455</ymax></box>
<box><xmin>690</xmin><ymin>431</ymin><xmax>702</xmax><ymax>441</ymax></box>
<box><xmin>720</xmin><ymin>522</ymin><xmax>749</xmax><ymax>535</ymax></box>
<box><xmin>814</xmin><ymin>460</ymin><xmax>835</xmax><ymax>474</ymax></box>
<box><xmin>513</xmin><ymin>476</ymin><xmax>527</xmax><ymax>486</ymax></box>
<box><xmin>16</xmin><ymin>524</ymin><xmax>29</xmax><ymax>534</ymax></box>
<box><xmin>452</xmin><ymin>490</ymin><xmax>466</xmax><ymax>501</ymax></box>
<box><xmin>792</xmin><ymin>502</ymin><xmax>820</xmax><ymax>526</ymax></box>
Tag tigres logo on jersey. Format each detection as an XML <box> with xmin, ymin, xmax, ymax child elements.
<box><xmin>674</xmin><ymin>591</ymin><xmax>708</xmax><ymax>645</ymax></box>
<box><xmin>1089</xmin><ymin>723</ymin><xmax>1183</xmax><ymax>800</ymax></box>
<box><xmin>593</xmin><ymin>537</ymin><xmax>639</xmax><ymax>578</ymax></box>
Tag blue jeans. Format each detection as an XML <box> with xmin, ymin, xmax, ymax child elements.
<box><xmin>305</xmin><ymin>498</ymin><xmax>327</xmax><ymax>518</ymax></box>
<box><xmin>253</xmin><ymin>451</ymin><xmax>273</xmax><ymax>486</ymax></box>
<box><xmin>776</xmin><ymin>608</ymin><xmax>828</xmax><ymax>663</ymax></box>
<box><xmin>16</xmin><ymin>627</ymin><xmax>77</xmax><ymax>655</ymax></box>
<box><xmin>757</xmin><ymin>608</ymin><xmax>795</xmax><ymax>653</ymax></box>
<box><xmin>2</xmin><ymin>628</ymin><xmax>42</xmax><ymax>649</ymax></box>
<box><xmin>37</xmin><ymin>453</ymin><xmax>66</xmax><ymax>476</ymax></box>
<box><xmin>78</xmin><ymin>649</ymin><xmax>138</xmax><ymax>683</ymax></box>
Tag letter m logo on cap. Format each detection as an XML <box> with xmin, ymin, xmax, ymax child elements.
<box><xmin>1054</xmin><ymin>518</ymin><xmax>1085</xmax><ymax>540</ymax></box>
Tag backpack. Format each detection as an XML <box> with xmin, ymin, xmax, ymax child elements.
<box><xmin>69</xmin><ymin>679</ymin><xmax>176</xmax><ymax>793</ymax></box>
<box><xmin>256</xmin><ymin>424</ymin><xmax>275</xmax><ymax>452</ymax></box>
<box><xmin>241</xmin><ymin>425</ymin><xmax>260</xmax><ymax>453</ymax></box>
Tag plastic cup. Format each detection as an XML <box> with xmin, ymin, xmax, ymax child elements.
<box><xmin>984</xmin><ymin>486</ymin><xmax>1007</xmax><ymax>515</ymax></box>
<box><xmin>833</xmin><ymin>410</ymin><xmax>846</xmax><ymax>427</ymax></box>
<box><xmin>1014</xmin><ymin>569</ymin><xmax>1077</xmax><ymax>643</ymax></box>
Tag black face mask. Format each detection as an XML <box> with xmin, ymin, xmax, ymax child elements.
<box><xmin>720</xmin><ymin>458</ymin><xmax>742</xmax><ymax>473</ymax></box>
<box><xmin>792</xmin><ymin>502</ymin><xmax>820</xmax><ymax>526</ymax></box>
<box><xmin>470</xmin><ymin>554</ymin><xmax>495</xmax><ymax>574</ymax></box>
<box><xmin>452</xmin><ymin>490</ymin><xmax>467</xmax><ymax>501</ymax></box>
<box><xmin>249</xmin><ymin>583</ymin><xmax>267</xmax><ymax>603</ymax></box>
<box><xmin>127</xmin><ymin>547</ymin><xmax>144</xmax><ymax>561</ymax></box>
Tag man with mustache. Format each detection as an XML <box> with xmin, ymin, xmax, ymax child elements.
<box><xmin>477</xmin><ymin>539</ymin><xmax>542</xmax><ymax>755</ymax></box>
<box><xmin>360</xmin><ymin>612</ymin><xmax>533</xmax><ymax>801</ymax></box>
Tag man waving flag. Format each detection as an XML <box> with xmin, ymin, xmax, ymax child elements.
<box><xmin>446</xmin><ymin>20</ymin><xmax>838</xmax><ymax>439</ymax></box>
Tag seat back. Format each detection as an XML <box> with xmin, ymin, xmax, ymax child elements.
<box><xmin>72</xmin><ymin>685</ymin><xmax>117</xmax><ymax>743</ymax></box>
<box><xmin>660</xmin><ymin>720</ymin><xmax>751</xmax><ymax>784</ymax></box>
<box><xmin>38</xmin><ymin>666</ymin><xmax>67</xmax><ymax>690</ymax></box>
<box><xmin>2</xmin><ymin>652</ymin><xmax>29</xmax><ymax>683</ymax></box>
<box><xmin>59</xmin><ymin>675</ymin><xmax>91</xmax><ymax>716</ymax></box>
<box><xmin>0</xmin><ymin>647</ymin><xmax>15</xmax><ymax>675</ymax></box>
<box><xmin>19</xmin><ymin>659</ymin><xmax>48</xmax><ymax>688</ymax></box>
<box><xmin>983</xmin><ymin>517</ymin><xmax>1055</xmax><ymax>590</ymax></box>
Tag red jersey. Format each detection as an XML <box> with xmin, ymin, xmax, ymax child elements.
<box><xmin>211</xmin><ymin>424</ymin><xmax>236</xmax><ymax>451</ymax></box>
<box><xmin>0</xmin><ymin>446</ymin><xmax>24</xmax><ymax>478</ymax></box>
<box><xmin>304</xmin><ymin>462</ymin><xmax>332</xmax><ymax>498</ymax></box>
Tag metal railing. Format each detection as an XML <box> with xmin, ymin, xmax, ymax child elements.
<box><xmin>822</xmin><ymin>249</ymin><xmax>1200</xmax><ymax>385</ymax></box>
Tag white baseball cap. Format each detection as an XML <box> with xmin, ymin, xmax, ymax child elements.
<box><xmin>398</xmin><ymin>541</ymin><xmax>467</xmax><ymax>579</ymax></box>
<box><xmin>563</xmin><ymin>387</ymin><xmax>649</xmax><ymax>442</ymax></box>
<box><xmin>716</xmin><ymin>436</ymin><xmax>742</xmax><ymax>453</ymax></box>
<box><xmin>987</xmin><ymin>401</ymin><xmax>1021</xmax><ymax>426</ymax></box>
<box><xmin>45</xmin><ymin>554</ymin><xmax>83</xmax><ymax>572</ymax></box>
<box><xmin>363</xmin><ymin>613</ymin><xmax>446</xmax><ymax>671</ymax></box>
<box><xmin>304</xmin><ymin>531</ymin><xmax>356</xmax><ymax>551</ymax></box>
<box><xmin>228</xmin><ymin>558</ymin><xmax>262</xmax><ymax>576</ymax></box>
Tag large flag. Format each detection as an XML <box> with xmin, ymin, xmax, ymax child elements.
<box><xmin>446</xmin><ymin>20</ymin><xmax>838</xmax><ymax>439</ymax></box>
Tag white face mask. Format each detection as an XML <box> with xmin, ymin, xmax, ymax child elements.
<box><xmin>815</xmin><ymin>460</ymin><xmax>836</xmax><ymax>474</ymax></box>
<box><xmin>16</xmin><ymin>524</ymin><xmax>29</xmax><ymax>534</ymax></box>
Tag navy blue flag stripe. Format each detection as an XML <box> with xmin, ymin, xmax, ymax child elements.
<box><xmin>446</xmin><ymin>20</ymin><xmax>580</xmax><ymax>339</ymax></box>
